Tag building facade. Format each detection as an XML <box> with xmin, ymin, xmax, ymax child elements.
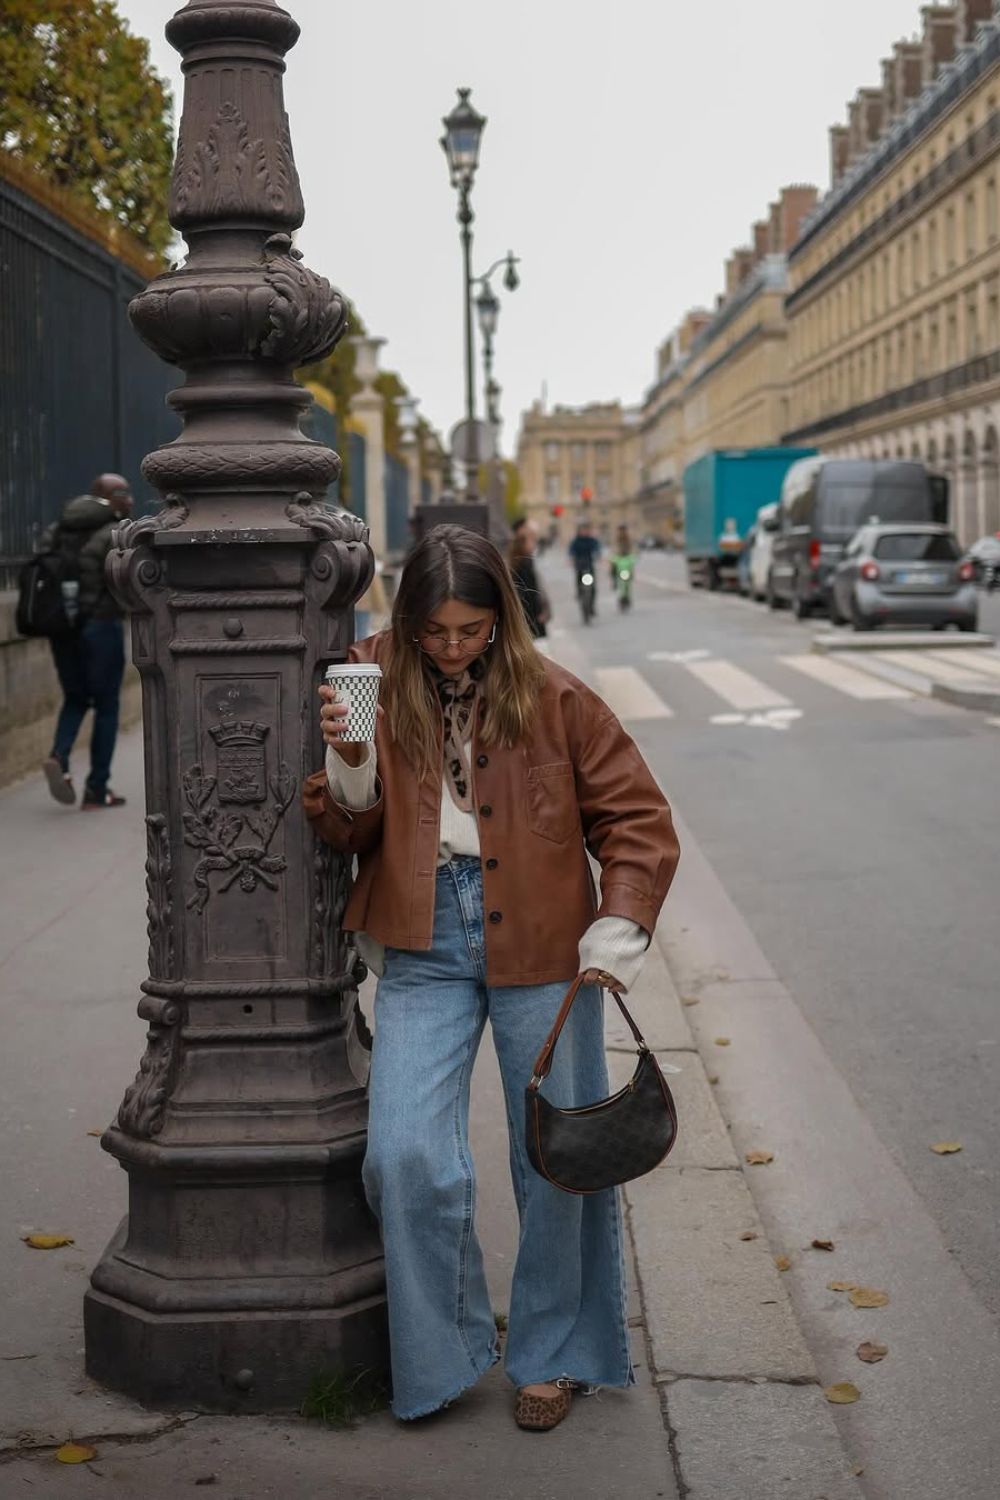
<box><xmin>783</xmin><ymin>0</ymin><xmax>1000</xmax><ymax>545</ymax></box>
<box><xmin>632</xmin><ymin>186</ymin><xmax>818</xmax><ymax>541</ymax></box>
<box><xmin>514</xmin><ymin>401</ymin><xmax>634</xmax><ymax>540</ymax></box>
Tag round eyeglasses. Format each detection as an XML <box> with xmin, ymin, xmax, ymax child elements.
<box><xmin>414</xmin><ymin>623</ymin><xmax>497</xmax><ymax>655</ymax></box>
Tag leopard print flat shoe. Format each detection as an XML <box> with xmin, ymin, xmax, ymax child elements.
<box><xmin>514</xmin><ymin>1378</ymin><xmax>575</xmax><ymax>1431</ymax></box>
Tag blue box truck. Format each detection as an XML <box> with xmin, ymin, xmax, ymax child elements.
<box><xmin>683</xmin><ymin>446</ymin><xmax>817</xmax><ymax>590</ymax></box>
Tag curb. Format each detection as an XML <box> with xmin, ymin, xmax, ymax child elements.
<box><xmin>931</xmin><ymin>679</ymin><xmax>1000</xmax><ymax>711</ymax></box>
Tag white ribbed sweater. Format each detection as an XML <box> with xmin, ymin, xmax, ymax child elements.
<box><xmin>325</xmin><ymin>744</ymin><xmax>649</xmax><ymax>991</ymax></box>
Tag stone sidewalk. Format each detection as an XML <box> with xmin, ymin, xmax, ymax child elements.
<box><xmin>0</xmin><ymin>727</ymin><xmax>860</xmax><ymax>1499</ymax></box>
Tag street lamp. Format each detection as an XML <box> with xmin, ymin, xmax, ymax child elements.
<box><xmin>441</xmin><ymin>87</ymin><xmax>486</xmax><ymax>499</ymax></box>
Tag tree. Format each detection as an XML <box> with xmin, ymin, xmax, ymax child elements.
<box><xmin>0</xmin><ymin>0</ymin><xmax>174</xmax><ymax>255</ymax></box>
<box><xmin>299</xmin><ymin>305</ymin><xmax>366</xmax><ymax>508</ymax></box>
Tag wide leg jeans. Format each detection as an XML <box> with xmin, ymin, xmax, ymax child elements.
<box><xmin>362</xmin><ymin>857</ymin><xmax>632</xmax><ymax>1420</ymax></box>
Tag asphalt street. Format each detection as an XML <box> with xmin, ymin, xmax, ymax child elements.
<box><xmin>542</xmin><ymin>548</ymin><xmax>1000</xmax><ymax>1317</ymax></box>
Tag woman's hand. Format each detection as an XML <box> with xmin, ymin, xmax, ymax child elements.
<box><xmin>581</xmin><ymin>967</ymin><xmax>624</xmax><ymax>994</ymax></box>
<box><xmin>318</xmin><ymin>684</ymin><xmax>376</xmax><ymax>768</ymax></box>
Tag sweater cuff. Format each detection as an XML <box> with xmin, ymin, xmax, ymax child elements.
<box><xmin>325</xmin><ymin>742</ymin><xmax>378</xmax><ymax>811</ymax></box>
<box><xmin>578</xmin><ymin>915</ymin><xmax>650</xmax><ymax>994</ymax></box>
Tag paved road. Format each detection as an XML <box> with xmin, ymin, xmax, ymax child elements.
<box><xmin>542</xmin><ymin>548</ymin><xmax>1000</xmax><ymax>1316</ymax></box>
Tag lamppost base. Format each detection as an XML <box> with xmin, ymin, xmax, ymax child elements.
<box><xmin>85</xmin><ymin>1216</ymin><xmax>389</xmax><ymax>1412</ymax></box>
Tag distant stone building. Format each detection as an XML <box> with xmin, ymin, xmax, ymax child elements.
<box><xmin>514</xmin><ymin>401</ymin><xmax>635</xmax><ymax>541</ymax></box>
<box><xmin>783</xmin><ymin>0</ymin><xmax>1000</xmax><ymax>545</ymax></box>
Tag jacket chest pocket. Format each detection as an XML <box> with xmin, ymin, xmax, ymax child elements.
<box><xmin>526</xmin><ymin>761</ymin><xmax>578</xmax><ymax>843</ymax></box>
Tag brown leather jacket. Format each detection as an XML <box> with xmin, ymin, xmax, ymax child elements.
<box><xmin>302</xmin><ymin>633</ymin><xmax>680</xmax><ymax>987</ymax></box>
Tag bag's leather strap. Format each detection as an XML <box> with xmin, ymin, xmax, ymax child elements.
<box><xmin>528</xmin><ymin>972</ymin><xmax>649</xmax><ymax>1089</ymax></box>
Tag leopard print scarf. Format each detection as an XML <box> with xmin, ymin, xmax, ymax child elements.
<box><xmin>434</xmin><ymin>660</ymin><xmax>484</xmax><ymax>813</ymax></box>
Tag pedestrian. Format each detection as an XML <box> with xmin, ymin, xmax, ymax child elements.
<box><xmin>41</xmin><ymin>473</ymin><xmax>133</xmax><ymax>808</ymax></box>
<box><xmin>303</xmin><ymin>524</ymin><xmax>680</xmax><ymax>1430</ymax></box>
<box><xmin>507</xmin><ymin>515</ymin><xmax>551</xmax><ymax>638</ymax></box>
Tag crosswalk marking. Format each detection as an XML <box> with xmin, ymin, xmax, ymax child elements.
<box><xmin>594</xmin><ymin>667</ymin><xmax>673</xmax><ymax>720</ymax></box>
<box><xmin>926</xmin><ymin>649</ymin><xmax>1000</xmax><ymax>680</ymax></box>
<box><xmin>684</xmin><ymin>659</ymin><xmax>790</xmax><ymax>712</ymax></box>
<box><xmin>876</xmin><ymin>650</ymin><xmax>989</xmax><ymax>684</ymax></box>
<box><xmin>779</xmin><ymin>653</ymin><xmax>913</xmax><ymax>701</ymax></box>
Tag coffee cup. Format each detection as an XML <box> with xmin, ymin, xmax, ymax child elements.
<box><xmin>323</xmin><ymin>663</ymin><xmax>382</xmax><ymax>743</ymax></box>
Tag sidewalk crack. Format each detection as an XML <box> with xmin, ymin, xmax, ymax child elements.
<box><xmin>0</xmin><ymin>1414</ymin><xmax>200</xmax><ymax>1465</ymax></box>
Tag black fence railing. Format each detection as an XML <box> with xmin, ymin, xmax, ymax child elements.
<box><xmin>0</xmin><ymin>169</ymin><xmax>180</xmax><ymax>589</ymax></box>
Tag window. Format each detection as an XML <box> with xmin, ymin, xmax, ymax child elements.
<box><xmin>595</xmin><ymin>441</ymin><xmax>612</xmax><ymax>461</ymax></box>
<box><xmin>987</xmin><ymin>178</ymin><xmax>998</xmax><ymax>242</ymax></box>
<box><xmin>928</xmin><ymin>217</ymin><xmax>939</xmax><ymax>277</ymax></box>
<box><xmin>570</xmin><ymin>442</ymin><xmax>585</xmax><ymax>466</ymax></box>
<box><xmin>966</xmin><ymin>291</ymin><xmax>979</xmax><ymax>357</ymax></box>
<box><xmin>965</xmin><ymin>191</ymin><xmax>977</xmax><ymax>257</ymax></box>
<box><xmin>545</xmin><ymin>473</ymin><xmax>560</xmax><ymax>503</ymax></box>
<box><xmin>871</xmin><ymin>341</ymin><xmax>880</xmax><ymax>393</ymax></box>
<box><xmin>897</xmin><ymin>324</ymin><xmax>908</xmax><ymax>380</ymax></box>
<box><xmin>595</xmin><ymin>473</ymin><xmax>611</xmax><ymax>500</ymax></box>
<box><xmin>869</xmin><ymin>261</ymin><xmax>877</xmax><ymax>315</ymax></box>
<box><xmin>912</xmin><ymin>230</ymin><xmax>922</xmax><ymax>289</ymax></box>
<box><xmin>946</xmin><ymin>300</ymin><xmax>959</xmax><ymax>363</ymax></box>
<box><xmin>544</xmin><ymin>441</ymin><xmax>560</xmax><ymax>463</ymax></box>
<box><xmin>929</xmin><ymin>318</ymin><xmax>940</xmax><ymax>369</ymax></box>
<box><xmin>896</xmin><ymin>241</ymin><xmax>907</xmax><ymax>300</ymax></box>
<box><xmin>945</xmin><ymin>206</ymin><xmax>957</xmax><ymax>268</ymax></box>
<box><xmin>882</xmin><ymin>252</ymin><xmax>891</xmax><ymax>307</ymax></box>
<box><xmin>874</xmin><ymin>532</ymin><xmax>960</xmax><ymax>561</ymax></box>
<box><xmin>571</xmin><ymin>472</ymin><xmax>585</xmax><ymax>496</ymax></box>
<box><xmin>987</xmin><ymin>278</ymin><xmax>1000</xmax><ymax>349</ymax></box>
<box><xmin>913</xmin><ymin>318</ymin><xmax>924</xmax><ymax>377</ymax></box>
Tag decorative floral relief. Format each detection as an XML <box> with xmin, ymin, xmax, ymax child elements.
<box><xmin>182</xmin><ymin>757</ymin><xmax>296</xmax><ymax>913</ymax></box>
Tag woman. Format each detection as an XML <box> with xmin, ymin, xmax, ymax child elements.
<box><xmin>303</xmin><ymin>525</ymin><xmax>679</xmax><ymax>1431</ymax></box>
<box><xmin>508</xmin><ymin>516</ymin><xmax>550</xmax><ymax>638</ymax></box>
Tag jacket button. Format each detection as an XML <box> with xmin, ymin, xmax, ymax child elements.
<box><xmin>479</xmin><ymin>803</ymin><xmax>492</xmax><ymax>817</ymax></box>
<box><xmin>476</xmin><ymin>754</ymin><xmax>489</xmax><ymax>768</ymax></box>
<box><xmin>489</xmin><ymin>910</ymin><xmax>503</xmax><ymax>924</ymax></box>
<box><xmin>486</xmin><ymin>857</ymin><xmax>498</xmax><ymax>870</ymax></box>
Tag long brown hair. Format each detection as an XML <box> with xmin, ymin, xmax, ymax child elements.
<box><xmin>383</xmin><ymin>524</ymin><xmax>546</xmax><ymax>779</ymax></box>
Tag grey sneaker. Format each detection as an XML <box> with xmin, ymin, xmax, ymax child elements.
<box><xmin>42</xmin><ymin>756</ymin><xmax>76</xmax><ymax>805</ymax></box>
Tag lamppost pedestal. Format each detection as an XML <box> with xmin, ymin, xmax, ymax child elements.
<box><xmin>83</xmin><ymin>0</ymin><xmax>388</xmax><ymax>1411</ymax></box>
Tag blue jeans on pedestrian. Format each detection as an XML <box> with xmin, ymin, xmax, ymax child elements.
<box><xmin>363</xmin><ymin>856</ymin><xmax>633</xmax><ymax>1420</ymax></box>
<box><xmin>50</xmin><ymin>618</ymin><xmax>126</xmax><ymax>797</ymax></box>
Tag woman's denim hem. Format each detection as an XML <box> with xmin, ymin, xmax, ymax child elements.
<box><xmin>392</xmin><ymin>1342</ymin><xmax>501</xmax><ymax>1422</ymax></box>
<box><xmin>503</xmin><ymin>1361</ymin><xmax>635</xmax><ymax>1392</ymax></box>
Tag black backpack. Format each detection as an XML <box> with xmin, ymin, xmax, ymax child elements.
<box><xmin>15</xmin><ymin>527</ymin><xmax>83</xmax><ymax>639</ymax></box>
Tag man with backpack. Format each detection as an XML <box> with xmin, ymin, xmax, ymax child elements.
<box><xmin>26</xmin><ymin>474</ymin><xmax>134</xmax><ymax>808</ymax></box>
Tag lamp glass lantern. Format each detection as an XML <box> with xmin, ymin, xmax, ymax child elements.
<box><xmin>475</xmin><ymin>281</ymin><xmax>500</xmax><ymax>339</ymax></box>
<box><xmin>440</xmin><ymin>87</ymin><xmax>486</xmax><ymax>187</ymax></box>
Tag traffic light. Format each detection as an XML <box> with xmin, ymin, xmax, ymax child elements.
<box><xmin>551</xmin><ymin>504</ymin><xmax>565</xmax><ymax>517</ymax></box>
<box><xmin>580</xmin><ymin>486</ymin><xmax>593</xmax><ymax>504</ymax></box>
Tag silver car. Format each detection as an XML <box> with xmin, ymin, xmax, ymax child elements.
<box><xmin>830</xmin><ymin>523</ymin><xmax>978</xmax><ymax>632</ymax></box>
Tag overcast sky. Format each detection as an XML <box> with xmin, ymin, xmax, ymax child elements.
<box><xmin>116</xmin><ymin>0</ymin><xmax>925</xmax><ymax>448</ymax></box>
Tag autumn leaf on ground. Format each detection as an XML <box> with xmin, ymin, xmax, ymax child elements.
<box><xmin>824</xmin><ymin>1382</ymin><xmax>860</xmax><ymax>1404</ymax></box>
<box><xmin>681</xmin><ymin>996</ymin><xmax>699</xmax><ymax>1006</ymax></box>
<box><xmin>774</xmin><ymin>1255</ymin><xmax>791</xmax><ymax>1271</ymax></box>
<box><xmin>714</xmin><ymin>1037</ymin><xmax>731</xmax><ymax>1046</ymax></box>
<box><xmin>55</xmin><ymin>1442</ymin><xmax>97</xmax><ymax>1464</ymax></box>
<box><xmin>827</xmin><ymin>1280</ymin><xmax>858</xmax><ymax>1293</ymax></box>
<box><xmin>707</xmin><ymin>1075</ymin><xmax>720</xmax><ymax>1084</ymax></box>
<box><xmin>930</xmin><ymin>1142</ymin><xmax>962</xmax><ymax>1154</ymax></box>
<box><xmin>23</xmin><ymin>1234</ymin><xmax>74</xmax><ymax>1250</ymax></box>
<box><xmin>745</xmin><ymin>1150</ymin><xmax>774</xmax><ymax>1165</ymax></box>
<box><xmin>849</xmin><ymin>1287</ymin><xmax>889</xmax><ymax>1309</ymax></box>
<box><xmin>810</xmin><ymin>1238</ymin><xmax>835</xmax><ymax>1251</ymax></box>
<box><xmin>857</xmin><ymin>1341</ymin><xmax>888</xmax><ymax>1363</ymax></box>
<box><xmin>738</xmin><ymin>1231</ymin><xmax>758</xmax><ymax>1241</ymax></box>
<box><xmin>86</xmin><ymin>1129</ymin><xmax>103</xmax><ymax>1137</ymax></box>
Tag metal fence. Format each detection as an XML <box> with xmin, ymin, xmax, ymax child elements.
<box><xmin>301</xmin><ymin>400</ymin><xmax>367</xmax><ymax>521</ymax></box>
<box><xmin>384</xmin><ymin>452</ymin><xmax>410</xmax><ymax>554</ymax></box>
<box><xmin>0</xmin><ymin>168</ymin><xmax>181</xmax><ymax>588</ymax></box>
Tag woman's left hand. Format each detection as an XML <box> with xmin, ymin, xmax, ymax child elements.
<box><xmin>582</xmin><ymin>967</ymin><xmax>624</xmax><ymax>994</ymax></box>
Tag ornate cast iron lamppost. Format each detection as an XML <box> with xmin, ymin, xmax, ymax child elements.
<box><xmin>474</xmin><ymin>253</ymin><xmax>518</xmax><ymax>530</ymax></box>
<box><xmin>440</xmin><ymin>87</ymin><xmax>486</xmax><ymax>501</ymax></box>
<box><xmin>84</xmin><ymin>0</ymin><xmax>387</xmax><ymax>1410</ymax></box>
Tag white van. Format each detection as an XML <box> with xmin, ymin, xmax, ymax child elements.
<box><xmin>747</xmin><ymin>502</ymin><xmax>779</xmax><ymax>602</ymax></box>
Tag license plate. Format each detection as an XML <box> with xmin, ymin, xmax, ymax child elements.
<box><xmin>897</xmin><ymin>570</ymin><xmax>946</xmax><ymax>585</ymax></box>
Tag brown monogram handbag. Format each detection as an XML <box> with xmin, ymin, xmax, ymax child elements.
<box><xmin>525</xmin><ymin>973</ymin><xmax>678</xmax><ymax>1195</ymax></box>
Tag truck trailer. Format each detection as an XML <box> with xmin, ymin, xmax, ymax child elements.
<box><xmin>683</xmin><ymin>446</ymin><xmax>817</xmax><ymax>590</ymax></box>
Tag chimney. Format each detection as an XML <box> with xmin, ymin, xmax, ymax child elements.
<box><xmin>829</xmin><ymin>124</ymin><xmax>851</xmax><ymax>185</ymax></box>
<box><xmin>892</xmin><ymin>40</ymin><xmax>925</xmax><ymax>116</ymax></box>
<box><xmin>752</xmin><ymin>219</ymin><xmax>771</xmax><ymax>260</ymax></box>
<box><xmin>724</xmin><ymin>246</ymin><xmax>756</xmax><ymax>296</ymax></box>
<box><xmin>773</xmin><ymin>185</ymin><xmax>819</xmax><ymax>252</ymax></box>
<box><xmin>881</xmin><ymin>58</ymin><xmax>899</xmax><ymax>121</ymax></box>
<box><xmin>678</xmin><ymin>309</ymin><xmax>711</xmax><ymax>352</ymax></box>
<box><xmin>921</xmin><ymin>6</ymin><xmax>957</xmax><ymax>85</ymax></box>
<box><xmin>956</xmin><ymin>0</ymin><xmax>993</xmax><ymax>42</ymax></box>
<box><xmin>848</xmin><ymin>86</ymin><xmax>886</xmax><ymax>157</ymax></box>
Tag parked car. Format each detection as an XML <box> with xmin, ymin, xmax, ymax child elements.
<box><xmin>965</xmin><ymin>532</ymin><xmax>1000</xmax><ymax>590</ymax></box>
<box><xmin>747</xmin><ymin>502</ymin><xmax>780</xmax><ymax>601</ymax></box>
<box><xmin>829</xmin><ymin>523</ymin><xmax>977</xmax><ymax>632</ymax></box>
<box><xmin>769</xmin><ymin>458</ymin><xmax>944</xmax><ymax>618</ymax></box>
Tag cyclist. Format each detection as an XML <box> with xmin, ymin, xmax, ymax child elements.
<box><xmin>568</xmin><ymin>522</ymin><xmax>601</xmax><ymax>606</ymax></box>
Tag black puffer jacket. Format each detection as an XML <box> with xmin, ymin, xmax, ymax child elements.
<box><xmin>45</xmin><ymin>495</ymin><xmax>123</xmax><ymax>620</ymax></box>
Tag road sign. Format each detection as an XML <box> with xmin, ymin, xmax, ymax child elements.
<box><xmin>449</xmin><ymin>418</ymin><xmax>494</xmax><ymax>465</ymax></box>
